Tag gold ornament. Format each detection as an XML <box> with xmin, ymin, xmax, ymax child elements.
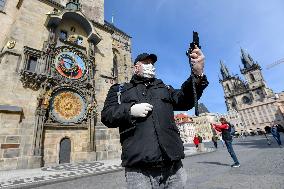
<box><xmin>6</xmin><ymin>40</ymin><xmax>16</xmax><ymax>49</ymax></box>
<box><xmin>42</xmin><ymin>89</ymin><xmax>52</xmax><ymax>109</ymax></box>
<box><xmin>53</xmin><ymin>92</ymin><xmax>82</xmax><ymax>120</ymax></box>
<box><xmin>68</xmin><ymin>35</ymin><xmax>78</xmax><ymax>43</ymax></box>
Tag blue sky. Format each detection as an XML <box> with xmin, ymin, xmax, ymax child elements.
<box><xmin>105</xmin><ymin>0</ymin><xmax>284</xmax><ymax>114</ymax></box>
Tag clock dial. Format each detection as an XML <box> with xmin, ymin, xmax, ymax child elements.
<box><xmin>50</xmin><ymin>89</ymin><xmax>87</xmax><ymax>124</ymax></box>
<box><xmin>54</xmin><ymin>47</ymin><xmax>87</xmax><ymax>79</ymax></box>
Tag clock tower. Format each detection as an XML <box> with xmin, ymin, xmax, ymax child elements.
<box><xmin>0</xmin><ymin>0</ymin><xmax>132</xmax><ymax>170</ymax></box>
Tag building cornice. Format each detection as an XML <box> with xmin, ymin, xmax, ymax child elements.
<box><xmin>38</xmin><ymin>0</ymin><xmax>65</xmax><ymax>10</ymax></box>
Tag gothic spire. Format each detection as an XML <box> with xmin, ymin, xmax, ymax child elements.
<box><xmin>220</xmin><ymin>60</ymin><xmax>231</xmax><ymax>80</ymax></box>
<box><xmin>241</xmin><ymin>48</ymin><xmax>255</xmax><ymax>69</ymax></box>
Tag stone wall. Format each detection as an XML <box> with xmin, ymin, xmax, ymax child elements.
<box><xmin>92</xmin><ymin>23</ymin><xmax>132</xmax><ymax>160</ymax></box>
<box><xmin>43</xmin><ymin>128</ymin><xmax>96</xmax><ymax>166</ymax></box>
<box><xmin>81</xmin><ymin>0</ymin><xmax>104</xmax><ymax>24</ymax></box>
<box><xmin>0</xmin><ymin>0</ymin><xmax>133</xmax><ymax>169</ymax></box>
<box><xmin>0</xmin><ymin>111</ymin><xmax>41</xmax><ymax>170</ymax></box>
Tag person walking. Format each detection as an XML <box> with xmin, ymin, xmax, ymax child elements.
<box><xmin>271</xmin><ymin>124</ymin><xmax>282</xmax><ymax>147</ymax></box>
<box><xmin>211</xmin><ymin>118</ymin><xmax>240</xmax><ymax>168</ymax></box>
<box><xmin>102</xmin><ymin>47</ymin><xmax>208</xmax><ymax>188</ymax></box>
<box><xmin>193</xmin><ymin>135</ymin><xmax>200</xmax><ymax>148</ymax></box>
<box><xmin>198</xmin><ymin>135</ymin><xmax>203</xmax><ymax>143</ymax></box>
<box><xmin>212</xmin><ymin>135</ymin><xmax>218</xmax><ymax>148</ymax></box>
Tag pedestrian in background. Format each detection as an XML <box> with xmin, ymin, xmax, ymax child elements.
<box><xmin>271</xmin><ymin>124</ymin><xmax>282</xmax><ymax>147</ymax></box>
<box><xmin>198</xmin><ymin>135</ymin><xmax>203</xmax><ymax>143</ymax></box>
<box><xmin>211</xmin><ymin>118</ymin><xmax>240</xmax><ymax>168</ymax></box>
<box><xmin>193</xmin><ymin>135</ymin><xmax>200</xmax><ymax>148</ymax></box>
<box><xmin>212</xmin><ymin>135</ymin><xmax>218</xmax><ymax>148</ymax></box>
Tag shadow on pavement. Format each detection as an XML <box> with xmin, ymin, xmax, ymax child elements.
<box><xmin>196</xmin><ymin>161</ymin><xmax>230</xmax><ymax>166</ymax></box>
<box><xmin>234</xmin><ymin>136</ymin><xmax>282</xmax><ymax>149</ymax></box>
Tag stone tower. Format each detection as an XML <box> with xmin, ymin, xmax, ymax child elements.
<box><xmin>240</xmin><ymin>48</ymin><xmax>274</xmax><ymax>101</ymax></box>
<box><xmin>0</xmin><ymin>0</ymin><xmax>132</xmax><ymax>170</ymax></box>
<box><xmin>219</xmin><ymin>60</ymin><xmax>248</xmax><ymax>111</ymax></box>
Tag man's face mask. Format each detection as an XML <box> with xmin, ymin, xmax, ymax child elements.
<box><xmin>141</xmin><ymin>63</ymin><xmax>156</xmax><ymax>78</ymax></box>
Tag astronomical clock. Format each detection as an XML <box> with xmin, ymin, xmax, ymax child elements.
<box><xmin>47</xmin><ymin>46</ymin><xmax>92</xmax><ymax>125</ymax></box>
<box><xmin>53</xmin><ymin>47</ymin><xmax>88</xmax><ymax>80</ymax></box>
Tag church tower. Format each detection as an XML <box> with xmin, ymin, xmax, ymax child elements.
<box><xmin>240</xmin><ymin>48</ymin><xmax>274</xmax><ymax>101</ymax></box>
<box><xmin>219</xmin><ymin>60</ymin><xmax>247</xmax><ymax>111</ymax></box>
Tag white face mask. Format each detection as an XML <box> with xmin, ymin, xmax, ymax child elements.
<box><xmin>141</xmin><ymin>64</ymin><xmax>155</xmax><ymax>78</ymax></box>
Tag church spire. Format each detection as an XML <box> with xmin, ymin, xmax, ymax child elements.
<box><xmin>240</xmin><ymin>48</ymin><xmax>255</xmax><ymax>69</ymax></box>
<box><xmin>220</xmin><ymin>60</ymin><xmax>231</xmax><ymax>80</ymax></box>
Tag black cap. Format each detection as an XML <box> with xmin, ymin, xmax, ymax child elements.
<box><xmin>134</xmin><ymin>53</ymin><xmax>157</xmax><ymax>65</ymax></box>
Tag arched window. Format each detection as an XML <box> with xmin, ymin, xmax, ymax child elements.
<box><xmin>249</xmin><ymin>73</ymin><xmax>256</xmax><ymax>82</ymax></box>
<box><xmin>226</xmin><ymin>84</ymin><xmax>231</xmax><ymax>92</ymax></box>
<box><xmin>112</xmin><ymin>54</ymin><xmax>119</xmax><ymax>82</ymax></box>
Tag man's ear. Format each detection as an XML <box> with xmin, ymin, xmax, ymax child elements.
<box><xmin>133</xmin><ymin>64</ymin><xmax>140</xmax><ymax>75</ymax></box>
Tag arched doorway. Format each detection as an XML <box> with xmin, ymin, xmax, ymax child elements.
<box><xmin>59</xmin><ymin>138</ymin><xmax>71</xmax><ymax>164</ymax></box>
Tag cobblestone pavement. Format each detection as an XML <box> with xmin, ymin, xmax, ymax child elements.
<box><xmin>0</xmin><ymin>147</ymin><xmax>210</xmax><ymax>189</ymax></box>
<box><xmin>30</xmin><ymin>135</ymin><xmax>284</xmax><ymax>189</ymax></box>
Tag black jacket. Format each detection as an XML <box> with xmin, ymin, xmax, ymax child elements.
<box><xmin>101</xmin><ymin>75</ymin><xmax>208</xmax><ymax>167</ymax></box>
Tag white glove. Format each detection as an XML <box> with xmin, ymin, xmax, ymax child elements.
<box><xmin>130</xmin><ymin>103</ymin><xmax>153</xmax><ymax>117</ymax></box>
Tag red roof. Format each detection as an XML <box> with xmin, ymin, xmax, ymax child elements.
<box><xmin>174</xmin><ymin>113</ymin><xmax>193</xmax><ymax>123</ymax></box>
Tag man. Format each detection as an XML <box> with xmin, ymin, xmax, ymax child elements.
<box><xmin>211</xmin><ymin>118</ymin><xmax>240</xmax><ymax>168</ymax></box>
<box><xmin>271</xmin><ymin>124</ymin><xmax>282</xmax><ymax>147</ymax></box>
<box><xmin>101</xmin><ymin>46</ymin><xmax>208</xmax><ymax>189</ymax></box>
<box><xmin>212</xmin><ymin>135</ymin><xmax>218</xmax><ymax>148</ymax></box>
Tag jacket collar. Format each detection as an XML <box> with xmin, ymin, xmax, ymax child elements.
<box><xmin>130</xmin><ymin>75</ymin><xmax>163</xmax><ymax>86</ymax></box>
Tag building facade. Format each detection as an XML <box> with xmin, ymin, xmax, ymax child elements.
<box><xmin>219</xmin><ymin>49</ymin><xmax>284</xmax><ymax>133</ymax></box>
<box><xmin>174</xmin><ymin>113</ymin><xmax>195</xmax><ymax>144</ymax></box>
<box><xmin>0</xmin><ymin>0</ymin><xmax>132</xmax><ymax>170</ymax></box>
<box><xmin>191</xmin><ymin>113</ymin><xmax>216</xmax><ymax>141</ymax></box>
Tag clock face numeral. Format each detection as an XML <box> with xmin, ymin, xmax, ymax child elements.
<box><xmin>54</xmin><ymin>47</ymin><xmax>87</xmax><ymax>79</ymax></box>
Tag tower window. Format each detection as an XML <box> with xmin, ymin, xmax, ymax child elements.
<box><xmin>242</xmin><ymin>96</ymin><xmax>251</xmax><ymax>104</ymax></box>
<box><xmin>249</xmin><ymin>74</ymin><xmax>256</xmax><ymax>82</ymax></box>
<box><xmin>0</xmin><ymin>0</ymin><xmax>6</xmax><ymax>11</ymax></box>
<box><xmin>226</xmin><ymin>84</ymin><xmax>231</xmax><ymax>92</ymax></box>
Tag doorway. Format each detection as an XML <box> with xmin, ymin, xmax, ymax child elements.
<box><xmin>59</xmin><ymin>138</ymin><xmax>71</xmax><ymax>164</ymax></box>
